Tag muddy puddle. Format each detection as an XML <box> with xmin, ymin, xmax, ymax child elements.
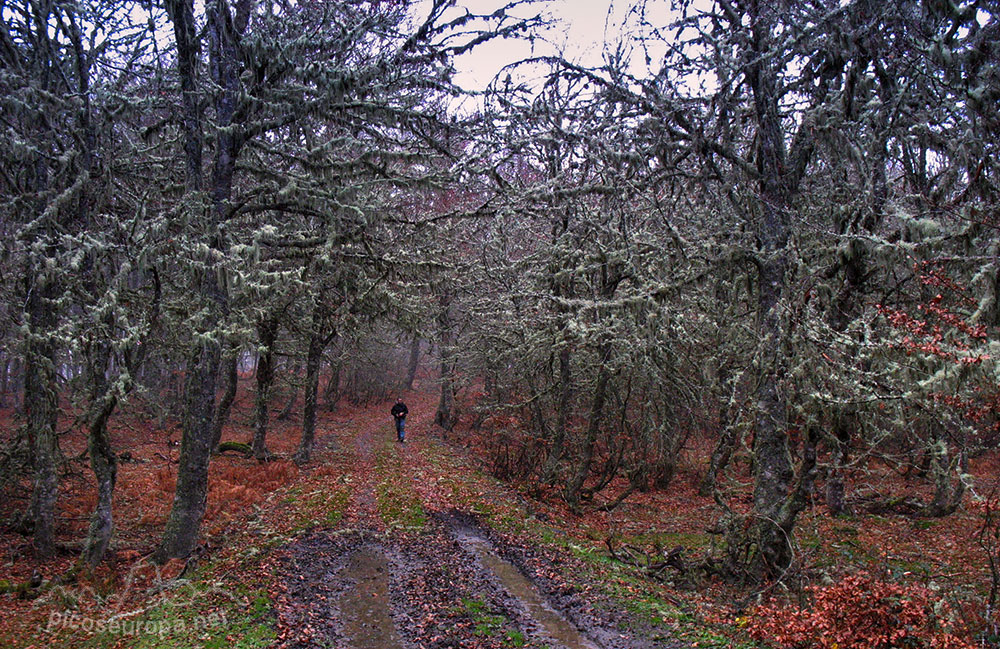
<box><xmin>455</xmin><ymin>527</ymin><xmax>601</xmax><ymax>649</ymax></box>
<box><xmin>339</xmin><ymin>546</ymin><xmax>405</xmax><ymax>649</ymax></box>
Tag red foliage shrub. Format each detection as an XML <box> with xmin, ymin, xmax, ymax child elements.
<box><xmin>747</xmin><ymin>572</ymin><xmax>973</xmax><ymax>649</ymax></box>
<box><xmin>154</xmin><ymin>465</ymin><xmax>176</xmax><ymax>493</ymax></box>
<box><xmin>204</xmin><ymin>460</ymin><xmax>298</xmax><ymax>524</ymax></box>
<box><xmin>133</xmin><ymin>466</ymin><xmax>178</xmax><ymax>527</ymax></box>
<box><xmin>130</xmin><ymin>460</ymin><xmax>299</xmax><ymax>530</ymax></box>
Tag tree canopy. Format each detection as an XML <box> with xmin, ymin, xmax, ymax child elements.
<box><xmin>1</xmin><ymin>0</ymin><xmax>998</xmax><ymax>590</ymax></box>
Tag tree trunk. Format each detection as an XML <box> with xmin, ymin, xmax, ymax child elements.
<box><xmin>81</xmin><ymin>389</ymin><xmax>118</xmax><ymax>571</ymax></box>
<box><xmin>825</xmin><ymin>414</ymin><xmax>852</xmax><ymax>516</ymax></box>
<box><xmin>157</xmin><ymin>0</ymin><xmax>243</xmax><ymax>562</ymax></box>
<box><xmin>541</xmin><ymin>239</ymin><xmax>574</xmax><ymax>485</ymax></box>
<box><xmin>700</xmin><ymin>336</ymin><xmax>735</xmax><ymax>497</ymax></box>
<box><xmin>324</xmin><ymin>359</ymin><xmax>341</xmax><ymax>411</ymax></box>
<box><xmin>541</xmin><ymin>345</ymin><xmax>572</xmax><ymax>485</ymax></box>
<box><xmin>920</xmin><ymin>438</ymin><xmax>966</xmax><ymax>517</ymax></box>
<box><xmin>406</xmin><ymin>336</ymin><xmax>420</xmax><ymax>390</ymax></box>
<box><xmin>435</xmin><ymin>357</ymin><xmax>456</xmax><ymax>431</ymax></box>
<box><xmin>251</xmin><ymin>313</ymin><xmax>280</xmax><ymax>461</ymax></box>
<box><xmin>164</xmin><ymin>0</ymin><xmax>202</xmax><ymax>195</ymax></box>
<box><xmin>211</xmin><ymin>342</ymin><xmax>240</xmax><ymax>450</ymax></box>
<box><xmin>746</xmin><ymin>0</ymin><xmax>798</xmax><ymax>578</ymax></box>
<box><xmin>0</xmin><ymin>356</ymin><xmax>9</xmax><ymax>407</ymax></box>
<box><xmin>699</xmin><ymin>420</ymin><xmax>736</xmax><ymax>497</ymax></box>
<box><xmin>25</xmin><ymin>275</ymin><xmax>60</xmax><ymax>559</ymax></box>
<box><xmin>564</xmin><ymin>344</ymin><xmax>612</xmax><ymax>513</ymax></box>
<box><xmin>20</xmin><ymin>0</ymin><xmax>61</xmax><ymax>560</ymax></box>
<box><xmin>155</xmin><ymin>335</ymin><xmax>222</xmax><ymax>561</ymax></box>
<box><xmin>435</xmin><ymin>291</ymin><xmax>456</xmax><ymax>432</ymax></box>
<box><xmin>276</xmin><ymin>384</ymin><xmax>297</xmax><ymax>421</ymax></box>
<box><xmin>80</xmin><ymin>273</ymin><xmax>158</xmax><ymax>570</ymax></box>
<box><xmin>749</xmin><ymin>209</ymin><xmax>796</xmax><ymax>576</ymax></box>
<box><xmin>296</xmin><ymin>305</ymin><xmax>330</xmax><ymax>465</ymax></box>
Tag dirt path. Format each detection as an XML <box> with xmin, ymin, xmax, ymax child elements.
<box><xmin>271</xmin><ymin>391</ymin><xmax>679</xmax><ymax>649</ymax></box>
<box><xmin>451</xmin><ymin>520</ymin><xmax>600</xmax><ymax>649</ymax></box>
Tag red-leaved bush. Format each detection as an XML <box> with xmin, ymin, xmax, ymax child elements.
<box><xmin>747</xmin><ymin>572</ymin><xmax>973</xmax><ymax>649</ymax></box>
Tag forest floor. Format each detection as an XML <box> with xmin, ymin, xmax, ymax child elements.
<box><xmin>0</xmin><ymin>377</ymin><xmax>996</xmax><ymax>648</ymax></box>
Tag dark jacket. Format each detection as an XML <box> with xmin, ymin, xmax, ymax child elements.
<box><xmin>391</xmin><ymin>402</ymin><xmax>408</xmax><ymax>419</ymax></box>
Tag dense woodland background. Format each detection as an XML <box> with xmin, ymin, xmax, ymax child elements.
<box><xmin>2</xmin><ymin>0</ymin><xmax>1000</xmax><ymax>642</ymax></box>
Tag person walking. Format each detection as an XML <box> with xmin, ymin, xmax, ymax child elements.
<box><xmin>391</xmin><ymin>398</ymin><xmax>408</xmax><ymax>443</ymax></box>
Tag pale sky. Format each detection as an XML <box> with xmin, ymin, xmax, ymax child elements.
<box><xmin>444</xmin><ymin>0</ymin><xmax>671</xmax><ymax>92</ymax></box>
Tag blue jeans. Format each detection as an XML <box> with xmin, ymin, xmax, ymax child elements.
<box><xmin>394</xmin><ymin>417</ymin><xmax>405</xmax><ymax>442</ymax></box>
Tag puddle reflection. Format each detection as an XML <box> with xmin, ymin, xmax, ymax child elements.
<box><xmin>458</xmin><ymin>532</ymin><xmax>600</xmax><ymax>649</ymax></box>
<box><xmin>340</xmin><ymin>547</ymin><xmax>405</xmax><ymax>649</ymax></box>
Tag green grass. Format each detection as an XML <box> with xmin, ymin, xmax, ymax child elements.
<box><xmin>282</xmin><ymin>486</ymin><xmax>352</xmax><ymax>532</ymax></box>
<box><xmin>610</xmin><ymin>589</ymin><xmax>761</xmax><ymax>649</ymax></box>
<box><xmin>280</xmin><ymin>486</ymin><xmax>303</xmax><ymax>504</ymax></box>
<box><xmin>458</xmin><ymin>597</ymin><xmax>526</xmax><ymax>647</ymax></box>
<box><xmin>629</xmin><ymin>531</ymin><xmax>714</xmax><ymax>550</ymax></box>
<box><xmin>373</xmin><ymin>440</ymin><xmax>428</xmax><ymax>531</ymax></box>
<box><xmin>375</xmin><ymin>481</ymin><xmax>427</xmax><ymax>530</ymax></box>
<box><xmin>324</xmin><ymin>489</ymin><xmax>350</xmax><ymax>525</ymax></box>
<box><xmin>306</xmin><ymin>487</ymin><xmax>351</xmax><ymax>526</ymax></box>
<box><xmin>831</xmin><ymin>524</ymin><xmax>860</xmax><ymax>537</ymax></box>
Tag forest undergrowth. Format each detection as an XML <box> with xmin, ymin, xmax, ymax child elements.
<box><xmin>0</xmin><ymin>379</ymin><xmax>995</xmax><ymax>649</ymax></box>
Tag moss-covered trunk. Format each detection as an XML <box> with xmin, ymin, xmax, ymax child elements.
<box><xmin>745</xmin><ymin>0</ymin><xmax>808</xmax><ymax>578</ymax></box>
<box><xmin>564</xmin><ymin>344</ymin><xmax>612</xmax><ymax>513</ymax></box>
<box><xmin>435</xmin><ymin>290</ymin><xmax>456</xmax><ymax>432</ymax></box>
<box><xmin>25</xmin><ymin>273</ymin><xmax>60</xmax><ymax>559</ymax></box>
<box><xmin>81</xmin><ymin>388</ymin><xmax>118</xmax><ymax>571</ymax></box>
<box><xmin>296</xmin><ymin>303</ymin><xmax>330</xmax><ymax>465</ymax></box>
<box><xmin>324</xmin><ymin>358</ymin><xmax>342</xmax><ymax>411</ymax></box>
<box><xmin>211</xmin><ymin>342</ymin><xmax>240</xmax><ymax>451</ymax></box>
<box><xmin>157</xmin><ymin>0</ymin><xmax>242</xmax><ymax>562</ymax></box>
<box><xmin>252</xmin><ymin>313</ymin><xmax>280</xmax><ymax>462</ymax></box>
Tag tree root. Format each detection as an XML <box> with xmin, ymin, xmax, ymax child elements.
<box><xmin>604</xmin><ymin>537</ymin><xmax>691</xmax><ymax>589</ymax></box>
